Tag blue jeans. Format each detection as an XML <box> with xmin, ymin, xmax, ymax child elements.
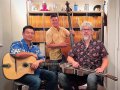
<box><xmin>58</xmin><ymin>73</ymin><xmax>103</xmax><ymax>90</ymax></box>
<box><xmin>15</xmin><ymin>69</ymin><xmax>57</xmax><ymax>90</ymax></box>
<box><xmin>48</xmin><ymin>56</ymin><xmax>66</xmax><ymax>90</ymax></box>
<box><xmin>48</xmin><ymin>60</ymin><xmax>62</xmax><ymax>75</ymax></box>
<box><xmin>87</xmin><ymin>73</ymin><xmax>103</xmax><ymax>90</ymax></box>
<box><xmin>49</xmin><ymin>55</ymin><xmax>66</xmax><ymax>75</ymax></box>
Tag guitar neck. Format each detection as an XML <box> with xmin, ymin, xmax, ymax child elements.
<box><xmin>78</xmin><ymin>67</ymin><xmax>118</xmax><ymax>81</ymax></box>
<box><xmin>99</xmin><ymin>73</ymin><xmax>118</xmax><ymax>81</ymax></box>
<box><xmin>40</xmin><ymin>62</ymin><xmax>59</xmax><ymax>67</ymax></box>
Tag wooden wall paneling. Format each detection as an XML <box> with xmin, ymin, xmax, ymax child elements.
<box><xmin>64</xmin><ymin>16</ymin><xmax>69</xmax><ymax>28</ymax></box>
<box><xmin>44</xmin><ymin>16</ymin><xmax>51</xmax><ymax>28</ymax></box>
<box><xmin>72</xmin><ymin>16</ymin><xmax>79</xmax><ymax>28</ymax></box>
<box><xmin>58</xmin><ymin>16</ymin><xmax>63</xmax><ymax>27</ymax></box>
<box><xmin>32</xmin><ymin>31</ymin><xmax>46</xmax><ymax>42</ymax></box>
<box><xmin>62</xmin><ymin>16</ymin><xmax>66</xmax><ymax>27</ymax></box>
<box><xmin>74</xmin><ymin>31</ymin><xmax>83</xmax><ymax>43</ymax></box>
<box><xmin>92</xmin><ymin>31</ymin><xmax>100</xmax><ymax>40</ymax></box>
<box><xmin>28</xmin><ymin>15</ymin><xmax>32</xmax><ymax>25</ymax></box>
<box><xmin>77</xmin><ymin>16</ymin><xmax>83</xmax><ymax>27</ymax></box>
<box><xmin>37</xmin><ymin>15</ymin><xmax>43</xmax><ymax>28</ymax></box>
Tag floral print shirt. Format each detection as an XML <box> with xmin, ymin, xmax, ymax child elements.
<box><xmin>10</xmin><ymin>39</ymin><xmax>44</xmax><ymax>60</ymax></box>
<box><xmin>10</xmin><ymin>39</ymin><xmax>45</xmax><ymax>75</ymax></box>
<box><xmin>68</xmin><ymin>39</ymin><xmax>108</xmax><ymax>70</ymax></box>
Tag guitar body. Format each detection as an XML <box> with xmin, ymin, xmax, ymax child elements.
<box><xmin>2</xmin><ymin>53</ymin><xmax>36</xmax><ymax>80</ymax></box>
<box><xmin>60</xmin><ymin>63</ymin><xmax>84</xmax><ymax>76</ymax></box>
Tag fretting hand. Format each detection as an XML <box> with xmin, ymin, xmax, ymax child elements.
<box><xmin>31</xmin><ymin>60</ymin><xmax>45</xmax><ymax>70</ymax></box>
<box><xmin>31</xmin><ymin>60</ymin><xmax>40</xmax><ymax>70</ymax></box>
<box><xmin>95</xmin><ymin>67</ymin><xmax>104</xmax><ymax>73</ymax></box>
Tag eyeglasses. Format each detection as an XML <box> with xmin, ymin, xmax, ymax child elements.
<box><xmin>82</xmin><ymin>29</ymin><xmax>91</xmax><ymax>31</ymax></box>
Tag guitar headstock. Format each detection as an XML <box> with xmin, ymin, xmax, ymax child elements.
<box><xmin>105</xmin><ymin>74</ymin><xmax>118</xmax><ymax>81</ymax></box>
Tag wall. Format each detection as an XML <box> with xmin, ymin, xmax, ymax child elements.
<box><xmin>107</xmin><ymin>0</ymin><xmax>120</xmax><ymax>90</ymax></box>
<box><xmin>0</xmin><ymin>0</ymin><xmax>13</xmax><ymax>90</ymax></box>
<box><xmin>0</xmin><ymin>0</ymin><xmax>27</xmax><ymax>90</ymax></box>
<box><xmin>11</xmin><ymin>0</ymin><xmax>27</xmax><ymax>41</ymax></box>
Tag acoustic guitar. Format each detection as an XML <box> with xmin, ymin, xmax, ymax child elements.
<box><xmin>2</xmin><ymin>53</ymin><xmax>59</xmax><ymax>80</ymax></box>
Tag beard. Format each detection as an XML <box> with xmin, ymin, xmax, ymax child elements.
<box><xmin>83</xmin><ymin>36</ymin><xmax>89</xmax><ymax>41</ymax></box>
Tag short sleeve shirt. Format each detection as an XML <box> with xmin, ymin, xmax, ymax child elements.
<box><xmin>10</xmin><ymin>39</ymin><xmax>45</xmax><ymax>75</ymax></box>
<box><xmin>10</xmin><ymin>39</ymin><xmax>44</xmax><ymax>60</ymax></box>
<box><xmin>46</xmin><ymin>26</ymin><xmax>69</xmax><ymax>60</ymax></box>
<box><xmin>68</xmin><ymin>40</ymin><xmax>108</xmax><ymax>70</ymax></box>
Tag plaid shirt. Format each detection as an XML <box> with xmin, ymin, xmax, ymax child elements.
<box><xmin>68</xmin><ymin>39</ymin><xmax>108</xmax><ymax>70</ymax></box>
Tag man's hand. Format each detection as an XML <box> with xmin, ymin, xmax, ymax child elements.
<box><xmin>31</xmin><ymin>60</ymin><xmax>40</xmax><ymax>70</ymax></box>
<box><xmin>72</xmin><ymin>61</ymin><xmax>80</xmax><ymax>68</ymax></box>
<box><xmin>59</xmin><ymin>42</ymin><xmax>69</xmax><ymax>47</ymax></box>
<box><xmin>95</xmin><ymin>67</ymin><xmax>104</xmax><ymax>73</ymax></box>
<box><xmin>31</xmin><ymin>60</ymin><xmax>45</xmax><ymax>70</ymax></box>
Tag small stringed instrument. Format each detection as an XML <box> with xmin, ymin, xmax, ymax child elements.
<box><xmin>2</xmin><ymin>53</ymin><xmax>59</xmax><ymax>80</ymax></box>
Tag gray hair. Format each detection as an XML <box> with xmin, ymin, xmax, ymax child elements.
<box><xmin>80</xmin><ymin>21</ymin><xmax>94</xmax><ymax>31</ymax></box>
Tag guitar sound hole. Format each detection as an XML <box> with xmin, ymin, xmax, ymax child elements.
<box><xmin>23</xmin><ymin>63</ymin><xmax>29</xmax><ymax>67</ymax></box>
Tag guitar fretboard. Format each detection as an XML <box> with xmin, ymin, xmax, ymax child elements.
<box><xmin>41</xmin><ymin>62</ymin><xmax>59</xmax><ymax>66</ymax></box>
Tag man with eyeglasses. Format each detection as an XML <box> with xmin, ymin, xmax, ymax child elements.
<box><xmin>58</xmin><ymin>21</ymin><xmax>109</xmax><ymax>90</ymax></box>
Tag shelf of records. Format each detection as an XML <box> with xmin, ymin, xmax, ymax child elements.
<box><xmin>32</xmin><ymin>30</ymin><xmax>100</xmax><ymax>43</ymax></box>
<box><xmin>28</xmin><ymin>11</ymin><xmax>103</xmax><ymax>30</ymax></box>
<box><xmin>27</xmin><ymin>11</ymin><xmax>102</xmax><ymax>42</ymax></box>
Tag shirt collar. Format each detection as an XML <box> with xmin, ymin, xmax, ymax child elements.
<box><xmin>81</xmin><ymin>39</ymin><xmax>94</xmax><ymax>45</ymax></box>
<box><xmin>21</xmin><ymin>39</ymin><xmax>33</xmax><ymax>48</ymax></box>
<box><xmin>52</xmin><ymin>26</ymin><xmax>60</xmax><ymax>31</ymax></box>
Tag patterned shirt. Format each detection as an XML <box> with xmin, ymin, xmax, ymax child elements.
<box><xmin>10</xmin><ymin>39</ymin><xmax>45</xmax><ymax>75</ymax></box>
<box><xmin>68</xmin><ymin>39</ymin><xmax>108</xmax><ymax>70</ymax></box>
